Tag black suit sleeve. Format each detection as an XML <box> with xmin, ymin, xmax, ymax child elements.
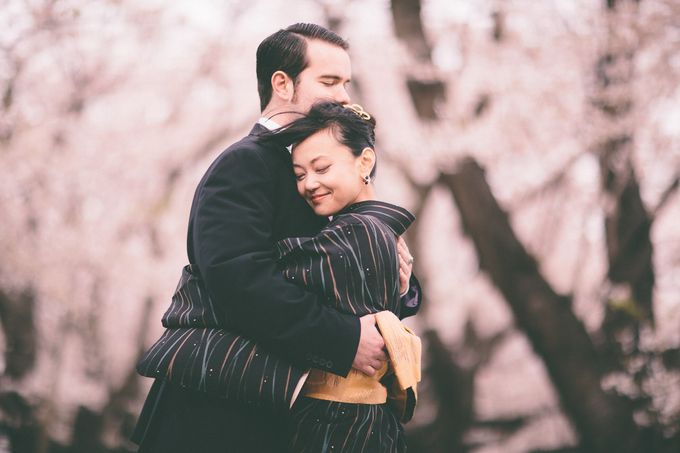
<box><xmin>192</xmin><ymin>146</ymin><xmax>360</xmax><ymax>377</ymax></box>
<box><xmin>399</xmin><ymin>274</ymin><xmax>422</xmax><ymax>319</ymax></box>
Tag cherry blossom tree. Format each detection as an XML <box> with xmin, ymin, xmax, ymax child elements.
<box><xmin>1</xmin><ymin>0</ymin><xmax>678</xmax><ymax>452</ymax></box>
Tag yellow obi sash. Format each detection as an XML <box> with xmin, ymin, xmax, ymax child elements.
<box><xmin>302</xmin><ymin>362</ymin><xmax>389</xmax><ymax>404</ymax></box>
<box><xmin>301</xmin><ymin>311</ymin><xmax>421</xmax><ymax>421</ymax></box>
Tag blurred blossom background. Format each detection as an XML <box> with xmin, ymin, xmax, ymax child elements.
<box><xmin>1</xmin><ymin>0</ymin><xmax>679</xmax><ymax>452</ymax></box>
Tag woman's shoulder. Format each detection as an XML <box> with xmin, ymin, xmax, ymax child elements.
<box><xmin>330</xmin><ymin>201</ymin><xmax>415</xmax><ymax>237</ymax></box>
<box><xmin>276</xmin><ymin>201</ymin><xmax>414</xmax><ymax>260</ymax></box>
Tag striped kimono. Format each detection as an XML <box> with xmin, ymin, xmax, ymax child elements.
<box><xmin>276</xmin><ymin>200</ymin><xmax>415</xmax><ymax>453</ymax></box>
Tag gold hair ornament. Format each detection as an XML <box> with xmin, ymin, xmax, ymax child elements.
<box><xmin>344</xmin><ymin>104</ymin><xmax>371</xmax><ymax>121</ymax></box>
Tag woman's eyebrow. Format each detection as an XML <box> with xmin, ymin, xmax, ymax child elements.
<box><xmin>292</xmin><ymin>156</ymin><xmax>328</xmax><ymax>168</ymax></box>
<box><xmin>310</xmin><ymin>156</ymin><xmax>329</xmax><ymax>164</ymax></box>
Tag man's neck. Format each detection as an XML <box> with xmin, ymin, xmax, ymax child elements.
<box><xmin>260</xmin><ymin>104</ymin><xmax>305</xmax><ymax>127</ymax></box>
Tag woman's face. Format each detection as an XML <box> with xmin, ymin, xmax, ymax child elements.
<box><xmin>292</xmin><ymin>128</ymin><xmax>371</xmax><ymax>216</ymax></box>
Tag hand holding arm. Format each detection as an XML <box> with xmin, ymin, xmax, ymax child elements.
<box><xmin>396</xmin><ymin>236</ymin><xmax>422</xmax><ymax>318</ymax></box>
<box><xmin>352</xmin><ymin>314</ymin><xmax>388</xmax><ymax>376</ymax></box>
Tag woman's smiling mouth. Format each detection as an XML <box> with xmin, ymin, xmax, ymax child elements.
<box><xmin>309</xmin><ymin>193</ymin><xmax>330</xmax><ymax>204</ymax></box>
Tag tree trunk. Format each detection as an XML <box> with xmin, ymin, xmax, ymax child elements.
<box><xmin>0</xmin><ymin>287</ymin><xmax>37</xmax><ymax>379</ymax></box>
<box><xmin>440</xmin><ymin>158</ymin><xmax>643</xmax><ymax>453</ymax></box>
<box><xmin>594</xmin><ymin>0</ymin><xmax>655</xmax><ymax>331</ymax></box>
<box><xmin>389</xmin><ymin>0</ymin><xmax>446</xmax><ymax>120</ymax></box>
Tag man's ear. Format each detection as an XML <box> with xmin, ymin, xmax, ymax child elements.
<box><xmin>358</xmin><ymin>147</ymin><xmax>376</xmax><ymax>175</ymax></box>
<box><xmin>271</xmin><ymin>70</ymin><xmax>294</xmax><ymax>102</ymax></box>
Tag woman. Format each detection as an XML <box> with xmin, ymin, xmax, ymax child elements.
<box><xmin>266</xmin><ymin>101</ymin><xmax>420</xmax><ymax>452</ymax></box>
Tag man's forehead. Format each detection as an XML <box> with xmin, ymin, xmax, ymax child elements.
<box><xmin>304</xmin><ymin>39</ymin><xmax>351</xmax><ymax>74</ymax></box>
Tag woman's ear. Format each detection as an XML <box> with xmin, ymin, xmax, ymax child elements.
<box><xmin>358</xmin><ymin>147</ymin><xmax>376</xmax><ymax>176</ymax></box>
<box><xmin>271</xmin><ymin>70</ymin><xmax>294</xmax><ymax>102</ymax></box>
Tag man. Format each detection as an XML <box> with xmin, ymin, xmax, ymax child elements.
<box><xmin>132</xmin><ymin>23</ymin><xmax>420</xmax><ymax>452</ymax></box>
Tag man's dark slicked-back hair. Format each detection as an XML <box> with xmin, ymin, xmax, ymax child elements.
<box><xmin>256</xmin><ymin>23</ymin><xmax>349</xmax><ymax>112</ymax></box>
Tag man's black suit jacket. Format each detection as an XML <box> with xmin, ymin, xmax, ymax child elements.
<box><xmin>185</xmin><ymin>123</ymin><xmax>360</xmax><ymax>376</ymax></box>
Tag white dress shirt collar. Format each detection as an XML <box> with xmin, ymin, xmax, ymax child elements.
<box><xmin>259</xmin><ymin>117</ymin><xmax>292</xmax><ymax>154</ymax></box>
<box><xmin>258</xmin><ymin>117</ymin><xmax>282</xmax><ymax>131</ymax></box>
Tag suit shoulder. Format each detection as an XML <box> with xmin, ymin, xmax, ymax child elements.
<box><xmin>213</xmin><ymin>133</ymin><xmax>268</xmax><ymax>165</ymax></box>
<box><xmin>202</xmin><ymin>132</ymin><xmax>285</xmax><ymax>180</ymax></box>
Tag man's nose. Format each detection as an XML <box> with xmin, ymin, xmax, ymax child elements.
<box><xmin>334</xmin><ymin>85</ymin><xmax>350</xmax><ymax>105</ymax></box>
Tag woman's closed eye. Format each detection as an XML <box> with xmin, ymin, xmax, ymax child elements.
<box><xmin>315</xmin><ymin>165</ymin><xmax>331</xmax><ymax>174</ymax></box>
<box><xmin>295</xmin><ymin>173</ymin><xmax>306</xmax><ymax>181</ymax></box>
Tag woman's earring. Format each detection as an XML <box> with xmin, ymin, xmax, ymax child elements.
<box><xmin>363</xmin><ymin>175</ymin><xmax>371</xmax><ymax>185</ymax></box>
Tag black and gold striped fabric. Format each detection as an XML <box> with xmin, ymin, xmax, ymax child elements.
<box><xmin>136</xmin><ymin>200</ymin><xmax>416</xmax><ymax>431</ymax></box>
<box><xmin>136</xmin><ymin>265</ymin><xmax>306</xmax><ymax>412</ymax></box>
<box><xmin>278</xmin><ymin>201</ymin><xmax>415</xmax><ymax>452</ymax></box>
<box><xmin>276</xmin><ymin>200</ymin><xmax>414</xmax><ymax>318</ymax></box>
<box><xmin>160</xmin><ymin>264</ymin><xmax>221</xmax><ymax>328</ymax></box>
<box><xmin>288</xmin><ymin>396</ymin><xmax>407</xmax><ymax>452</ymax></box>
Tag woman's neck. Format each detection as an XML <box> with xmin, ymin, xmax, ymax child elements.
<box><xmin>354</xmin><ymin>184</ymin><xmax>376</xmax><ymax>204</ymax></box>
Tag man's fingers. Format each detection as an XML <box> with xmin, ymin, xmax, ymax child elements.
<box><xmin>360</xmin><ymin>313</ymin><xmax>377</xmax><ymax>326</ymax></box>
<box><xmin>362</xmin><ymin>357</ymin><xmax>387</xmax><ymax>376</ymax></box>
<box><xmin>354</xmin><ymin>313</ymin><xmax>390</xmax><ymax>375</ymax></box>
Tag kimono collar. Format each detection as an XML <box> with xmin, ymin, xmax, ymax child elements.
<box><xmin>336</xmin><ymin>200</ymin><xmax>415</xmax><ymax>236</ymax></box>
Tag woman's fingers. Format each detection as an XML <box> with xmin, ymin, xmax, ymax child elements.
<box><xmin>399</xmin><ymin>267</ymin><xmax>409</xmax><ymax>294</ymax></box>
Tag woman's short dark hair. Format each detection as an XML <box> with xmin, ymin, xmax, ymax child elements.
<box><xmin>256</xmin><ymin>23</ymin><xmax>349</xmax><ymax>112</ymax></box>
<box><xmin>262</xmin><ymin>101</ymin><xmax>378</xmax><ymax>178</ymax></box>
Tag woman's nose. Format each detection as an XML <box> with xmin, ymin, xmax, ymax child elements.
<box><xmin>305</xmin><ymin>175</ymin><xmax>320</xmax><ymax>190</ymax></box>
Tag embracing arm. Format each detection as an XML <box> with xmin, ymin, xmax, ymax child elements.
<box><xmin>192</xmin><ymin>147</ymin><xmax>360</xmax><ymax>376</ymax></box>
